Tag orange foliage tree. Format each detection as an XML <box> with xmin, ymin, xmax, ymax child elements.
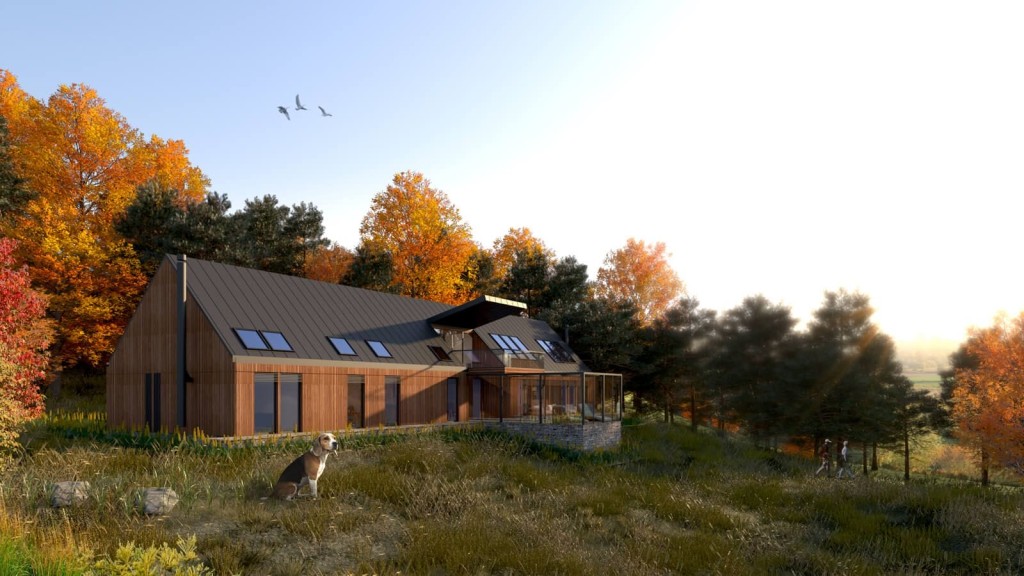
<box><xmin>951</xmin><ymin>312</ymin><xmax>1024</xmax><ymax>483</ymax></box>
<box><xmin>490</xmin><ymin>227</ymin><xmax>553</xmax><ymax>280</ymax></box>
<box><xmin>302</xmin><ymin>242</ymin><xmax>354</xmax><ymax>284</ymax></box>
<box><xmin>0</xmin><ymin>70</ymin><xmax>209</xmax><ymax>368</ymax></box>
<box><xmin>596</xmin><ymin>238</ymin><xmax>684</xmax><ymax>327</ymax></box>
<box><xmin>358</xmin><ymin>171</ymin><xmax>476</xmax><ymax>304</ymax></box>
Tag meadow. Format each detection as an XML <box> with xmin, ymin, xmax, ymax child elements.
<box><xmin>2</xmin><ymin>408</ymin><xmax>1023</xmax><ymax>576</ymax></box>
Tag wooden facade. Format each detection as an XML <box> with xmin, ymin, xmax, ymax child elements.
<box><xmin>107</xmin><ymin>256</ymin><xmax>607</xmax><ymax>438</ymax></box>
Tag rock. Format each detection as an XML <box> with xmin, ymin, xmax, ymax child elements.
<box><xmin>50</xmin><ymin>481</ymin><xmax>90</xmax><ymax>508</ymax></box>
<box><xmin>139</xmin><ymin>487</ymin><xmax>179</xmax><ymax>515</ymax></box>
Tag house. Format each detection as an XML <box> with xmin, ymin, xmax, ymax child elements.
<box><xmin>106</xmin><ymin>255</ymin><xmax>622</xmax><ymax>448</ymax></box>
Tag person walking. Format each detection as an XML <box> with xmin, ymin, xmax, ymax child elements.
<box><xmin>814</xmin><ymin>439</ymin><xmax>832</xmax><ymax>477</ymax></box>
<box><xmin>836</xmin><ymin>440</ymin><xmax>855</xmax><ymax>479</ymax></box>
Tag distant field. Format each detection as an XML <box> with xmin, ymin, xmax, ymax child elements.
<box><xmin>907</xmin><ymin>371</ymin><xmax>942</xmax><ymax>395</ymax></box>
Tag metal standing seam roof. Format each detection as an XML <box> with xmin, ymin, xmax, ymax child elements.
<box><xmin>167</xmin><ymin>256</ymin><xmax>586</xmax><ymax>371</ymax></box>
<box><xmin>476</xmin><ymin>315</ymin><xmax>591</xmax><ymax>372</ymax></box>
<box><xmin>172</xmin><ymin>256</ymin><xmax>455</xmax><ymax>366</ymax></box>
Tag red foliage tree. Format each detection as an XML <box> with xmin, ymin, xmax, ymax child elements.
<box><xmin>0</xmin><ymin>238</ymin><xmax>54</xmax><ymax>418</ymax></box>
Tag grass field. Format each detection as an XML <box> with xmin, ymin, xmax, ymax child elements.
<box><xmin>2</xmin><ymin>409</ymin><xmax>1023</xmax><ymax>575</ymax></box>
<box><xmin>907</xmin><ymin>371</ymin><xmax>943</xmax><ymax>396</ymax></box>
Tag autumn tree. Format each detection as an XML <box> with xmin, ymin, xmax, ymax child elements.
<box><xmin>358</xmin><ymin>171</ymin><xmax>477</xmax><ymax>304</ymax></box>
<box><xmin>491</xmin><ymin>227</ymin><xmax>553</xmax><ymax>281</ymax></box>
<box><xmin>596</xmin><ymin>238</ymin><xmax>684</xmax><ymax>327</ymax></box>
<box><xmin>302</xmin><ymin>242</ymin><xmax>354</xmax><ymax>284</ymax></box>
<box><xmin>0</xmin><ymin>114</ymin><xmax>34</xmax><ymax>225</ymax></box>
<box><xmin>950</xmin><ymin>312</ymin><xmax>1024</xmax><ymax>485</ymax></box>
<box><xmin>0</xmin><ymin>238</ymin><xmax>54</xmax><ymax>419</ymax></box>
<box><xmin>0</xmin><ymin>70</ymin><xmax>209</xmax><ymax>369</ymax></box>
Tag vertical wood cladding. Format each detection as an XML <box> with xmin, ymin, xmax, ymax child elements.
<box><xmin>233</xmin><ymin>363</ymin><xmax>460</xmax><ymax>436</ymax></box>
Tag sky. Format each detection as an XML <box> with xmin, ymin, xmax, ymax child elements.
<box><xmin>4</xmin><ymin>1</ymin><xmax>1024</xmax><ymax>350</ymax></box>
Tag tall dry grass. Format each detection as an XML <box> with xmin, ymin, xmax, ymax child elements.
<box><xmin>2</xmin><ymin>410</ymin><xmax>1023</xmax><ymax>575</ymax></box>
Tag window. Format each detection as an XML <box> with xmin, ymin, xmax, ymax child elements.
<box><xmin>235</xmin><ymin>329</ymin><xmax>269</xmax><ymax>350</ymax></box>
<box><xmin>347</xmin><ymin>375</ymin><xmax>364</xmax><ymax>428</ymax></box>
<box><xmin>429</xmin><ymin>345</ymin><xmax>452</xmax><ymax>361</ymax></box>
<box><xmin>537</xmin><ymin>339</ymin><xmax>574</xmax><ymax>362</ymax></box>
<box><xmin>447</xmin><ymin>377</ymin><xmax>458</xmax><ymax>422</ymax></box>
<box><xmin>491</xmin><ymin>333</ymin><xmax>532</xmax><ymax>359</ymax></box>
<box><xmin>367</xmin><ymin>340</ymin><xmax>392</xmax><ymax>358</ymax></box>
<box><xmin>279</xmin><ymin>374</ymin><xmax>301</xmax><ymax>432</ymax></box>
<box><xmin>144</xmin><ymin>373</ymin><xmax>161</xmax><ymax>433</ymax></box>
<box><xmin>328</xmin><ymin>337</ymin><xmax>357</xmax><ymax>355</ymax></box>
<box><xmin>253</xmin><ymin>373</ymin><xmax>276</xmax><ymax>433</ymax></box>
<box><xmin>235</xmin><ymin>328</ymin><xmax>293</xmax><ymax>352</ymax></box>
<box><xmin>262</xmin><ymin>331</ymin><xmax>293</xmax><ymax>352</ymax></box>
<box><xmin>253</xmin><ymin>373</ymin><xmax>302</xmax><ymax>434</ymax></box>
<box><xmin>385</xmin><ymin>376</ymin><xmax>400</xmax><ymax>426</ymax></box>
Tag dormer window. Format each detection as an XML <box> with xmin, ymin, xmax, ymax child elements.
<box><xmin>366</xmin><ymin>340</ymin><xmax>392</xmax><ymax>358</ymax></box>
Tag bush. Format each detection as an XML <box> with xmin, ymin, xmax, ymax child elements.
<box><xmin>86</xmin><ymin>536</ymin><xmax>211</xmax><ymax>576</ymax></box>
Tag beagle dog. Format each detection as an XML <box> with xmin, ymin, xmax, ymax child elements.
<box><xmin>271</xmin><ymin>432</ymin><xmax>339</xmax><ymax>500</ymax></box>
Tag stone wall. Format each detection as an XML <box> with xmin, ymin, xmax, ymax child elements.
<box><xmin>486</xmin><ymin>421</ymin><xmax>621</xmax><ymax>451</ymax></box>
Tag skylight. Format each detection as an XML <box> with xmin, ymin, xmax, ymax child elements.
<box><xmin>328</xmin><ymin>337</ymin><xmax>357</xmax><ymax>356</ymax></box>
<box><xmin>261</xmin><ymin>331</ymin><xmax>293</xmax><ymax>352</ymax></box>
<box><xmin>366</xmin><ymin>340</ymin><xmax>393</xmax><ymax>358</ymax></box>
<box><xmin>234</xmin><ymin>329</ymin><xmax>269</xmax><ymax>350</ymax></box>
<box><xmin>538</xmin><ymin>339</ymin><xmax>574</xmax><ymax>362</ymax></box>
<box><xmin>429</xmin><ymin>345</ymin><xmax>452</xmax><ymax>361</ymax></box>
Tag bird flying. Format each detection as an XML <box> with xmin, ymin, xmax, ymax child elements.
<box><xmin>278</xmin><ymin>106</ymin><xmax>290</xmax><ymax>120</ymax></box>
<box><xmin>318</xmin><ymin>106</ymin><xmax>333</xmax><ymax>117</ymax></box>
<box><xmin>295</xmin><ymin>94</ymin><xmax>308</xmax><ymax>111</ymax></box>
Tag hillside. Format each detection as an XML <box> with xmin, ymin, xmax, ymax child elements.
<box><xmin>3</xmin><ymin>414</ymin><xmax>1024</xmax><ymax>575</ymax></box>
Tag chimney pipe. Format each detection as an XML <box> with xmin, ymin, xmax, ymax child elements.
<box><xmin>176</xmin><ymin>254</ymin><xmax>187</xmax><ymax>429</ymax></box>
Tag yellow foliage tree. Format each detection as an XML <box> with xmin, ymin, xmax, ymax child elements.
<box><xmin>0</xmin><ymin>69</ymin><xmax>209</xmax><ymax>368</ymax></box>
<box><xmin>490</xmin><ymin>227</ymin><xmax>553</xmax><ymax>281</ymax></box>
<box><xmin>359</xmin><ymin>171</ymin><xmax>477</xmax><ymax>304</ymax></box>
<box><xmin>596</xmin><ymin>238</ymin><xmax>684</xmax><ymax>327</ymax></box>
<box><xmin>951</xmin><ymin>312</ymin><xmax>1024</xmax><ymax>483</ymax></box>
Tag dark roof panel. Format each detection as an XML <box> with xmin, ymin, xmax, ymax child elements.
<box><xmin>171</xmin><ymin>256</ymin><xmax>453</xmax><ymax>365</ymax></box>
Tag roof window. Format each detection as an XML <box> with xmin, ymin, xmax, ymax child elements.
<box><xmin>328</xmin><ymin>337</ymin><xmax>357</xmax><ymax>356</ymax></box>
<box><xmin>366</xmin><ymin>340</ymin><xmax>393</xmax><ymax>358</ymax></box>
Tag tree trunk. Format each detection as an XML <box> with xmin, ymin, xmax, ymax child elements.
<box><xmin>862</xmin><ymin>442</ymin><xmax>868</xmax><ymax>476</ymax></box>
<box><xmin>689</xmin><ymin>385</ymin><xmax>697</xmax><ymax>431</ymax></box>
<box><xmin>981</xmin><ymin>445</ymin><xmax>990</xmax><ymax>487</ymax></box>
<box><xmin>903</xmin><ymin>429</ymin><xmax>910</xmax><ymax>482</ymax></box>
<box><xmin>871</xmin><ymin>442</ymin><xmax>879</xmax><ymax>471</ymax></box>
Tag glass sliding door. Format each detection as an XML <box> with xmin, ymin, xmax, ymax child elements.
<box><xmin>254</xmin><ymin>373</ymin><xmax>276</xmax><ymax>434</ymax></box>
<box><xmin>279</xmin><ymin>374</ymin><xmax>301</xmax><ymax>433</ymax></box>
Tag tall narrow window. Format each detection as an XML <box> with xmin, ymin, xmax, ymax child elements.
<box><xmin>279</xmin><ymin>374</ymin><xmax>301</xmax><ymax>433</ymax></box>
<box><xmin>347</xmin><ymin>375</ymin><xmax>364</xmax><ymax>429</ymax></box>
<box><xmin>385</xmin><ymin>376</ymin><xmax>400</xmax><ymax>426</ymax></box>
<box><xmin>254</xmin><ymin>373</ymin><xmax>276</xmax><ymax>434</ymax></box>
<box><xmin>144</xmin><ymin>373</ymin><xmax>162</xmax><ymax>433</ymax></box>
<box><xmin>447</xmin><ymin>377</ymin><xmax>458</xmax><ymax>422</ymax></box>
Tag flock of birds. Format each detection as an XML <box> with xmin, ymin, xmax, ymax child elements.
<box><xmin>278</xmin><ymin>94</ymin><xmax>331</xmax><ymax>120</ymax></box>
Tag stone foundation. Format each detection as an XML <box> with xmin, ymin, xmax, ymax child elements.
<box><xmin>486</xmin><ymin>421</ymin><xmax>621</xmax><ymax>451</ymax></box>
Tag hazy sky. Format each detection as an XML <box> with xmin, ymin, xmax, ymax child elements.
<box><xmin>4</xmin><ymin>1</ymin><xmax>1023</xmax><ymax>347</ymax></box>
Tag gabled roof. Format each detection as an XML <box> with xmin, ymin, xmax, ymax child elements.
<box><xmin>171</xmin><ymin>256</ymin><xmax>455</xmax><ymax>366</ymax></box>
<box><xmin>168</xmin><ymin>255</ymin><xmax>587</xmax><ymax>372</ymax></box>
